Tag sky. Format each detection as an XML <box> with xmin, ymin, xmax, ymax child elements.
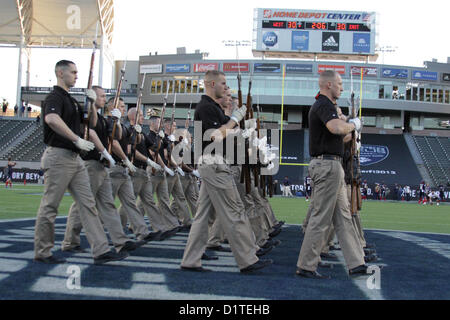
<box><xmin>1</xmin><ymin>0</ymin><xmax>449</xmax><ymax>107</ymax></box>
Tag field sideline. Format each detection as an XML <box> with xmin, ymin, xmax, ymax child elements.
<box><xmin>0</xmin><ymin>184</ymin><xmax>448</xmax><ymax>234</ymax></box>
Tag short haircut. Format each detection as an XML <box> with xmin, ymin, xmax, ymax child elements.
<box><xmin>204</xmin><ymin>70</ymin><xmax>225</xmax><ymax>82</ymax></box>
<box><xmin>319</xmin><ymin>70</ymin><xmax>338</xmax><ymax>81</ymax></box>
<box><xmin>55</xmin><ymin>60</ymin><xmax>75</xmax><ymax>73</ymax></box>
<box><xmin>107</xmin><ymin>97</ymin><xmax>124</xmax><ymax>105</ymax></box>
<box><xmin>92</xmin><ymin>85</ymin><xmax>104</xmax><ymax>91</ymax></box>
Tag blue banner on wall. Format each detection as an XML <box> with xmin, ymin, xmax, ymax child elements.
<box><xmin>353</xmin><ymin>33</ymin><xmax>370</xmax><ymax>53</ymax></box>
<box><xmin>254</xmin><ymin>63</ymin><xmax>281</xmax><ymax>73</ymax></box>
<box><xmin>411</xmin><ymin>70</ymin><xmax>438</xmax><ymax>81</ymax></box>
<box><xmin>166</xmin><ymin>64</ymin><xmax>190</xmax><ymax>73</ymax></box>
<box><xmin>286</xmin><ymin>63</ymin><xmax>313</xmax><ymax>73</ymax></box>
<box><xmin>291</xmin><ymin>31</ymin><xmax>309</xmax><ymax>51</ymax></box>
<box><xmin>381</xmin><ymin>68</ymin><xmax>408</xmax><ymax>79</ymax></box>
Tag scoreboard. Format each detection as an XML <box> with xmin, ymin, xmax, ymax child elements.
<box><xmin>253</xmin><ymin>8</ymin><xmax>377</xmax><ymax>60</ymax></box>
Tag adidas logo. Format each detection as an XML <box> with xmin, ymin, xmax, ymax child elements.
<box><xmin>323</xmin><ymin>36</ymin><xmax>338</xmax><ymax>47</ymax></box>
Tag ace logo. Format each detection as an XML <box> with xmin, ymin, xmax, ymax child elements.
<box><xmin>263</xmin><ymin>32</ymin><xmax>278</xmax><ymax>48</ymax></box>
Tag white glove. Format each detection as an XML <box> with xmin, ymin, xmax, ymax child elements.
<box><xmin>146</xmin><ymin>158</ymin><xmax>161</xmax><ymax>171</ymax></box>
<box><xmin>111</xmin><ymin>108</ymin><xmax>122</xmax><ymax>120</ymax></box>
<box><xmin>230</xmin><ymin>105</ymin><xmax>247</xmax><ymax>123</ymax></box>
<box><xmin>261</xmin><ymin>151</ymin><xmax>276</xmax><ymax>164</ymax></box>
<box><xmin>348</xmin><ymin>118</ymin><xmax>362</xmax><ymax>133</ymax></box>
<box><xmin>158</xmin><ymin>130</ymin><xmax>165</xmax><ymax>138</ymax></box>
<box><xmin>73</xmin><ymin>137</ymin><xmax>95</xmax><ymax>151</ymax></box>
<box><xmin>191</xmin><ymin>169</ymin><xmax>200</xmax><ymax>178</ymax></box>
<box><xmin>164</xmin><ymin>166</ymin><xmax>174</xmax><ymax>176</ymax></box>
<box><xmin>124</xmin><ymin>158</ymin><xmax>137</xmax><ymax>173</ymax></box>
<box><xmin>241</xmin><ymin>127</ymin><xmax>255</xmax><ymax>139</ymax></box>
<box><xmin>176</xmin><ymin>167</ymin><xmax>185</xmax><ymax>176</ymax></box>
<box><xmin>180</xmin><ymin>137</ymin><xmax>189</xmax><ymax>147</ymax></box>
<box><xmin>134</xmin><ymin>124</ymin><xmax>142</xmax><ymax>134</ymax></box>
<box><xmin>245</xmin><ymin>118</ymin><xmax>257</xmax><ymax>129</ymax></box>
<box><xmin>267</xmin><ymin>162</ymin><xmax>275</xmax><ymax>171</ymax></box>
<box><xmin>100</xmin><ymin>149</ymin><xmax>116</xmax><ymax>167</ymax></box>
<box><xmin>86</xmin><ymin>88</ymin><xmax>97</xmax><ymax>102</ymax></box>
<box><xmin>168</xmin><ymin>134</ymin><xmax>176</xmax><ymax>142</ymax></box>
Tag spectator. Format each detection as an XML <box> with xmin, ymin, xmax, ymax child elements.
<box><xmin>272</xmin><ymin>180</ymin><xmax>279</xmax><ymax>195</ymax></box>
<box><xmin>5</xmin><ymin>157</ymin><xmax>16</xmax><ymax>188</ymax></box>
<box><xmin>361</xmin><ymin>180</ymin><xmax>368</xmax><ymax>200</ymax></box>
<box><xmin>282</xmin><ymin>176</ymin><xmax>293</xmax><ymax>197</ymax></box>
<box><xmin>14</xmin><ymin>105</ymin><xmax>18</xmax><ymax>115</ymax></box>
<box><xmin>374</xmin><ymin>183</ymin><xmax>380</xmax><ymax>200</ymax></box>
<box><xmin>2</xmin><ymin>98</ymin><xmax>8</xmax><ymax>114</ymax></box>
<box><xmin>439</xmin><ymin>185</ymin><xmax>445</xmax><ymax>203</ymax></box>
<box><xmin>394</xmin><ymin>184</ymin><xmax>399</xmax><ymax>201</ymax></box>
<box><xmin>404</xmin><ymin>185</ymin><xmax>411</xmax><ymax>201</ymax></box>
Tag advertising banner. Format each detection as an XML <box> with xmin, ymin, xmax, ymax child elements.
<box><xmin>286</xmin><ymin>63</ymin><xmax>313</xmax><ymax>73</ymax></box>
<box><xmin>140</xmin><ymin>64</ymin><xmax>162</xmax><ymax>74</ymax></box>
<box><xmin>411</xmin><ymin>70</ymin><xmax>438</xmax><ymax>81</ymax></box>
<box><xmin>291</xmin><ymin>31</ymin><xmax>309</xmax><ymax>50</ymax></box>
<box><xmin>382</xmin><ymin>68</ymin><xmax>408</xmax><ymax>79</ymax></box>
<box><xmin>353</xmin><ymin>33</ymin><xmax>371</xmax><ymax>53</ymax></box>
<box><xmin>322</xmin><ymin>32</ymin><xmax>340</xmax><ymax>52</ymax></box>
<box><xmin>166</xmin><ymin>64</ymin><xmax>190</xmax><ymax>73</ymax></box>
<box><xmin>223</xmin><ymin>63</ymin><xmax>250</xmax><ymax>73</ymax></box>
<box><xmin>193</xmin><ymin>63</ymin><xmax>219</xmax><ymax>73</ymax></box>
<box><xmin>254</xmin><ymin>63</ymin><xmax>281</xmax><ymax>73</ymax></box>
<box><xmin>318</xmin><ymin>64</ymin><xmax>345</xmax><ymax>74</ymax></box>
<box><xmin>351</xmin><ymin>66</ymin><xmax>377</xmax><ymax>77</ymax></box>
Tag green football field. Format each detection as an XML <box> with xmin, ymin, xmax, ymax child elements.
<box><xmin>0</xmin><ymin>184</ymin><xmax>449</xmax><ymax>234</ymax></box>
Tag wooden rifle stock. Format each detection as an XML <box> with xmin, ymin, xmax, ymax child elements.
<box><xmin>107</xmin><ymin>64</ymin><xmax>126</xmax><ymax>154</ymax></box>
<box><xmin>82</xmin><ymin>28</ymin><xmax>98</xmax><ymax>141</ymax></box>
<box><xmin>350</xmin><ymin>92</ymin><xmax>362</xmax><ymax>214</ymax></box>
<box><xmin>130</xmin><ymin>73</ymin><xmax>147</xmax><ymax>163</ymax></box>
<box><xmin>152</xmin><ymin>86</ymin><xmax>170</xmax><ymax>174</ymax></box>
<box><xmin>238</xmin><ymin>75</ymin><xmax>252</xmax><ymax>194</ymax></box>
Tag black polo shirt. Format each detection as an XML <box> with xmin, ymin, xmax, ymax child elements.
<box><xmin>309</xmin><ymin>94</ymin><xmax>343</xmax><ymax>157</ymax></box>
<box><xmin>133</xmin><ymin>132</ymin><xmax>157</xmax><ymax>169</ymax></box>
<box><xmin>43</xmin><ymin>86</ymin><xmax>83</xmax><ymax>152</ymax></box>
<box><xmin>82</xmin><ymin>113</ymin><xmax>112</xmax><ymax>161</ymax></box>
<box><xmin>194</xmin><ymin>95</ymin><xmax>229</xmax><ymax>156</ymax></box>
<box><xmin>107</xmin><ymin>120</ymin><xmax>132</xmax><ymax>163</ymax></box>
<box><xmin>157</xmin><ymin>134</ymin><xmax>170</xmax><ymax>166</ymax></box>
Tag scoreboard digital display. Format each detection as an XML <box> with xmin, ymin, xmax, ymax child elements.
<box><xmin>254</xmin><ymin>8</ymin><xmax>376</xmax><ymax>59</ymax></box>
<box><xmin>262</xmin><ymin>20</ymin><xmax>371</xmax><ymax>32</ymax></box>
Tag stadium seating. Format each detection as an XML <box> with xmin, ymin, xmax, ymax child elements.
<box><xmin>0</xmin><ymin>119</ymin><xmax>35</xmax><ymax>151</ymax></box>
<box><xmin>412</xmin><ymin>135</ymin><xmax>450</xmax><ymax>186</ymax></box>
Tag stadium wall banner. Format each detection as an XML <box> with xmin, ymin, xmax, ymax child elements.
<box><xmin>193</xmin><ymin>63</ymin><xmax>219</xmax><ymax>73</ymax></box>
<box><xmin>351</xmin><ymin>66</ymin><xmax>377</xmax><ymax>77</ymax></box>
<box><xmin>0</xmin><ymin>167</ymin><xmax>42</xmax><ymax>183</ymax></box>
<box><xmin>443</xmin><ymin>73</ymin><xmax>450</xmax><ymax>82</ymax></box>
<box><xmin>223</xmin><ymin>63</ymin><xmax>250</xmax><ymax>73</ymax></box>
<box><xmin>318</xmin><ymin>64</ymin><xmax>345</xmax><ymax>74</ymax></box>
<box><xmin>254</xmin><ymin>63</ymin><xmax>282</xmax><ymax>73</ymax></box>
<box><xmin>382</xmin><ymin>68</ymin><xmax>408</xmax><ymax>79</ymax></box>
<box><xmin>286</xmin><ymin>63</ymin><xmax>313</xmax><ymax>73</ymax></box>
<box><xmin>411</xmin><ymin>70</ymin><xmax>438</xmax><ymax>81</ymax></box>
<box><xmin>140</xmin><ymin>64</ymin><xmax>162</xmax><ymax>74</ymax></box>
<box><xmin>165</xmin><ymin>64</ymin><xmax>190</xmax><ymax>73</ymax></box>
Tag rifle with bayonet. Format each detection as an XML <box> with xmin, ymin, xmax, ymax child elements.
<box><xmin>237</xmin><ymin>74</ymin><xmax>252</xmax><ymax>194</ymax></box>
<box><xmin>349</xmin><ymin>92</ymin><xmax>362</xmax><ymax>215</ymax></box>
<box><xmin>82</xmin><ymin>22</ymin><xmax>99</xmax><ymax>141</ymax></box>
<box><xmin>107</xmin><ymin>61</ymin><xmax>126</xmax><ymax>154</ymax></box>
<box><xmin>130</xmin><ymin>73</ymin><xmax>147</xmax><ymax>163</ymax></box>
<box><xmin>151</xmin><ymin>86</ymin><xmax>170</xmax><ymax>174</ymax></box>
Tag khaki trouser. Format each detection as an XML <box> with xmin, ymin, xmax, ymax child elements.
<box><xmin>148</xmin><ymin>170</ymin><xmax>180</xmax><ymax>229</ymax></box>
<box><xmin>297</xmin><ymin>158</ymin><xmax>365</xmax><ymax>271</ymax></box>
<box><xmin>172</xmin><ymin>173</ymin><xmax>198</xmax><ymax>218</ymax></box>
<box><xmin>346</xmin><ymin>185</ymin><xmax>367</xmax><ymax>248</ymax></box>
<box><xmin>109</xmin><ymin>166</ymin><xmax>150</xmax><ymax>241</ymax></box>
<box><xmin>34</xmin><ymin>147</ymin><xmax>110</xmax><ymax>259</ymax></box>
<box><xmin>181</xmin><ymin>161</ymin><xmax>259</xmax><ymax>270</ymax></box>
<box><xmin>167</xmin><ymin>172</ymin><xmax>193</xmax><ymax>226</ymax></box>
<box><xmin>62</xmin><ymin>160</ymin><xmax>130</xmax><ymax>252</ymax></box>
<box><xmin>124</xmin><ymin>167</ymin><xmax>170</xmax><ymax>233</ymax></box>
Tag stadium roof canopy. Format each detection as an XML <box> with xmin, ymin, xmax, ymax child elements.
<box><xmin>0</xmin><ymin>0</ymin><xmax>114</xmax><ymax>48</ymax></box>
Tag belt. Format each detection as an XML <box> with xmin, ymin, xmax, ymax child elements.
<box><xmin>312</xmin><ymin>154</ymin><xmax>342</xmax><ymax>161</ymax></box>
